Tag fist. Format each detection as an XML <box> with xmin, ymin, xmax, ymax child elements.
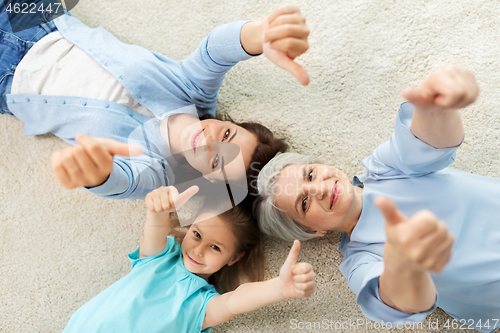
<box><xmin>51</xmin><ymin>134</ymin><xmax>143</xmax><ymax>189</ymax></box>
<box><xmin>402</xmin><ymin>66</ymin><xmax>479</xmax><ymax>113</ymax></box>
<box><xmin>145</xmin><ymin>186</ymin><xmax>199</xmax><ymax>214</ymax></box>
<box><xmin>279</xmin><ymin>240</ymin><xmax>316</xmax><ymax>299</ymax></box>
<box><xmin>375</xmin><ymin>197</ymin><xmax>454</xmax><ymax>273</ymax></box>
<box><xmin>262</xmin><ymin>4</ymin><xmax>310</xmax><ymax>85</ymax></box>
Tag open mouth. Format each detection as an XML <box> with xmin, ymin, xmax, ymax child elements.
<box><xmin>191</xmin><ymin>128</ymin><xmax>205</xmax><ymax>153</ymax></box>
<box><xmin>187</xmin><ymin>253</ymin><xmax>202</xmax><ymax>265</ymax></box>
<box><xmin>330</xmin><ymin>181</ymin><xmax>339</xmax><ymax>209</ymax></box>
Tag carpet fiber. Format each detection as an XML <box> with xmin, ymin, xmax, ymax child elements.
<box><xmin>1</xmin><ymin>1</ymin><xmax>499</xmax><ymax>332</ymax></box>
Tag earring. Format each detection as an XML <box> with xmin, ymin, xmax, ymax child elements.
<box><xmin>322</xmin><ymin>232</ymin><xmax>326</xmax><ymax>236</ymax></box>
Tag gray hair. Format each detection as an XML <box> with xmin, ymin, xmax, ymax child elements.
<box><xmin>253</xmin><ymin>152</ymin><xmax>323</xmax><ymax>242</ymax></box>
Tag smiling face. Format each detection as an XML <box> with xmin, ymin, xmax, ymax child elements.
<box><xmin>179</xmin><ymin>119</ymin><xmax>258</xmax><ymax>181</ymax></box>
<box><xmin>273</xmin><ymin>163</ymin><xmax>363</xmax><ymax>236</ymax></box>
<box><xmin>181</xmin><ymin>214</ymin><xmax>243</xmax><ymax>280</ymax></box>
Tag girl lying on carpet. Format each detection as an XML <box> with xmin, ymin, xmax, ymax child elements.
<box><xmin>0</xmin><ymin>3</ymin><xmax>310</xmax><ymax>200</ymax></box>
<box><xmin>254</xmin><ymin>66</ymin><xmax>500</xmax><ymax>333</ymax></box>
<box><xmin>63</xmin><ymin>185</ymin><xmax>316</xmax><ymax>333</ymax></box>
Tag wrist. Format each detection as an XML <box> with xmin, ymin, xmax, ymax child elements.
<box><xmin>274</xmin><ymin>277</ymin><xmax>288</xmax><ymax>300</ymax></box>
<box><xmin>240</xmin><ymin>20</ymin><xmax>263</xmax><ymax>55</ymax></box>
<box><xmin>384</xmin><ymin>243</ymin><xmax>427</xmax><ymax>276</ymax></box>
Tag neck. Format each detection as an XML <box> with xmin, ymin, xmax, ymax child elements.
<box><xmin>344</xmin><ymin>185</ymin><xmax>363</xmax><ymax>238</ymax></box>
<box><xmin>196</xmin><ymin>273</ymin><xmax>211</xmax><ymax>282</ymax></box>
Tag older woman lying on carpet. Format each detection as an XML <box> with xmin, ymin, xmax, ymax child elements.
<box><xmin>254</xmin><ymin>66</ymin><xmax>500</xmax><ymax>333</ymax></box>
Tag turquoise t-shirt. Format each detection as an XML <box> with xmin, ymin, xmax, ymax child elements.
<box><xmin>63</xmin><ymin>236</ymin><xmax>219</xmax><ymax>333</ymax></box>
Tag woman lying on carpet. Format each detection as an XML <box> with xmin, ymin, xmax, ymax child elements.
<box><xmin>0</xmin><ymin>3</ymin><xmax>310</xmax><ymax>200</ymax></box>
<box><xmin>254</xmin><ymin>66</ymin><xmax>500</xmax><ymax>333</ymax></box>
<box><xmin>63</xmin><ymin>185</ymin><xmax>316</xmax><ymax>333</ymax></box>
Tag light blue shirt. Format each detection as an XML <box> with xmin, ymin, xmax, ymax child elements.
<box><xmin>63</xmin><ymin>236</ymin><xmax>219</xmax><ymax>333</ymax></box>
<box><xmin>339</xmin><ymin>102</ymin><xmax>500</xmax><ymax>333</ymax></box>
<box><xmin>6</xmin><ymin>14</ymin><xmax>254</xmax><ymax>200</ymax></box>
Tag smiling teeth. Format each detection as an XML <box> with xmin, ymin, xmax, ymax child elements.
<box><xmin>195</xmin><ymin>132</ymin><xmax>202</xmax><ymax>149</ymax></box>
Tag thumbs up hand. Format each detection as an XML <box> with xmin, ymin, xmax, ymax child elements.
<box><xmin>261</xmin><ymin>4</ymin><xmax>310</xmax><ymax>85</ymax></box>
<box><xmin>145</xmin><ymin>186</ymin><xmax>199</xmax><ymax>214</ymax></box>
<box><xmin>401</xmin><ymin>66</ymin><xmax>478</xmax><ymax>114</ymax></box>
<box><xmin>279</xmin><ymin>240</ymin><xmax>316</xmax><ymax>299</ymax></box>
<box><xmin>375</xmin><ymin>197</ymin><xmax>454</xmax><ymax>273</ymax></box>
<box><xmin>52</xmin><ymin>134</ymin><xmax>143</xmax><ymax>189</ymax></box>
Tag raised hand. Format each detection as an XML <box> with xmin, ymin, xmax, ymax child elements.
<box><xmin>402</xmin><ymin>66</ymin><xmax>479</xmax><ymax>114</ymax></box>
<box><xmin>145</xmin><ymin>186</ymin><xmax>199</xmax><ymax>214</ymax></box>
<box><xmin>51</xmin><ymin>134</ymin><xmax>143</xmax><ymax>189</ymax></box>
<box><xmin>375</xmin><ymin>197</ymin><xmax>454</xmax><ymax>273</ymax></box>
<box><xmin>262</xmin><ymin>4</ymin><xmax>310</xmax><ymax>85</ymax></box>
<box><xmin>279</xmin><ymin>240</ymin><xmax>316</xmax><ymax>299</ymax></box>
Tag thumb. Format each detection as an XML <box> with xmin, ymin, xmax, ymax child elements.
<box><xmin>90</xmin><ymin>137</ymin><xmax>143</xmax><ymax>157</ymax></box>
<box><xmin>401</xmin><ymin>87</ymin><xmax>433</xmax><ymax>109</ymax></box>
<box><xmin>174</xmin><ymin>186</ymin><xmax>199</xmax><ymax>210</ymax></box>
<box><xmin>374</xmin><ymin>196</ymin><xmax>407</xmax><ymax>226</ymax></box>
<box><xmin>276</xmin><ymin>56</ymin><xmax>310</xmax><ymax>86</ymax></box>
<box><xmin>283</xmin><ymin>240</ymin><xmax>301</xmax><ymax>268</ymax></box>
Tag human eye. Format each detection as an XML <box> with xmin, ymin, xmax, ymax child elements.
<box><xmin>212</xmin><ymin>154</ymin><xmax>219</xmax><ymax>169</ymax></box>
<box><xmin>222</xmin><ymin>129</ymin><xmax>230</xmax><ymax>141</ymax></box>
<box><xmin>307</xmin><ymin>168</ymin><xmax>314</xmax><ymax>182</ymax></box>
<box><xmin>211</xmin><ymin>245</ymin><xmax>221</xmax><ymax>252</ymax></box>
<box><xmin>193</xmin><ymin>231</ymin><xmax>201</xmax><ymax>239</ymax></box>
<box><xmin>301</xmin><ymin>196</ymin><xmax>309</xmax><ymax>212</ymax></box>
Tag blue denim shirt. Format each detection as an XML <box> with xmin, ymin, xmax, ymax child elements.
<box><xmin>339</xmin><ymin>103</ymin><xmax>500</xmax><ymax>333</ymax></box>
<box><xmin>6</xmin><ymin>14</ymin><xmax>254</xmax><ymax>200</ymax></box>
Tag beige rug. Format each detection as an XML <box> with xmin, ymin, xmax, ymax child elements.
<box><xmin>1</xmin><ymin>0</ymin><xmax>499</xmax><ymax>332</ymax></box>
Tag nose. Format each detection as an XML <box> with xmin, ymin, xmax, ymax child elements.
<box><xmin>201</xmin><ymin>130</ymin><xmax>214</xmax><ymax>158</ymax></box>
<box><xmin>194</xmin><ymin>244</ymin><xmax>204</xmax><ymax>257</ymax></box>
<box><xmin>309</xmin><ymin>181</ymin><xmax>328</xmax><ymax>201</ymax></box>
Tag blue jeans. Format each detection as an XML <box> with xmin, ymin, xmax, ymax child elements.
<box><xmin>0</xmin><ymin>3</ymin><xmax>58</xmax><ymax>115</ymax></box>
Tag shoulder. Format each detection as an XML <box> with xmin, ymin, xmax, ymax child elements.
<box><xmin>129</xmin><ymin>236</ymin><xmax>181</xmax><ymax>269</ymax></box>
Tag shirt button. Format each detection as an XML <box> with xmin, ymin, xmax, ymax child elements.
<box><xmin>10</xmin><ymin>99</ymin><xmax>14</xmax><ymax>104</ymax></box>
<box><xmin>104</xmin><ymin>63</ymin><xmax>108</xmax><ymax>67</ymax></box>
<box><xmin>105</xmin><ymin>103</ymin><xmax>110</xmax><ymax>108</ymax></box>
<box><xmin>25</xmin><ymin>98</ymin><xmax>30</xmax><ymax>102</ymax></box>
<box><xmin>82</xmin><ymin>102</ymin><xmax>87</xmax><ymax>106</ymax></box>
<box><xmin>43</xmin><ymin>99</ymin><xmax>47</xmax><ymax>103</ymax></box>
<box><xmin>119</xmin><ymin>76</ymin><xmax>124</xmax><ymax>80</ymax></box>
<box><xmin>138</xmin><ymin>95</ymin><xmax>142</xmax><ymax>100</ymax></box>
<box><xmin>62</xmin><ymin>100</ymin><xmax>66</xmax><ymax>104</ymax></box>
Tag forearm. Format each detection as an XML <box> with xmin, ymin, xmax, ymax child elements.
<box><xmin>410</xmin><ymin>107</ymin><xmax>464</xmax><ymax>149</ymax></box>
<box><xmin>227</xmin><ymin>277</ymin><xmax>284</xmax><ymax>314</ymax></box>
<box><xmin>139</xmin><ymin>211</ymin><xmax>171</xmax><ymax>258</ymax></box>
<box><xmin>379</xmin><ymin>245</ymin><xmax>436</xmax><ymax>313</ymax></box>
<box><xmin>204</xmin><ymin>278</ymin><xmax>285</xmax><ymax>327</ymax></box>
<box><xmin>240</xmin><ymin>20</ymin><xmax>263</xmax><ymax>55</ymax></box>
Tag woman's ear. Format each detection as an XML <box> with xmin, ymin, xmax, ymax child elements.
<box><xmin>227</xmin><ymin>252</ymin><xmax>245</xmax><ymax>266</ymax></box>
<box><xmin>314</xmin><ymin>230</ymin><xmax>327</xmax><ymax>237</ymax></box>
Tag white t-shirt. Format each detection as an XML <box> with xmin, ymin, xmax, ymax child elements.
<box><xmin>11</xmin><ymin>31</ymin><xmax>155</xmax><ymax>118</ymax></box>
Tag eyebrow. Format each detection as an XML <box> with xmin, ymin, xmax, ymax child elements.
<box><xmin>227</xmin><ymin>129</ymin><xmax>237</xmax><ymax>143</ymax></box>
<box><xmin>294</xmin><ymin>166</ymin><xmax>307</xmax><ymax>218</ymax></box>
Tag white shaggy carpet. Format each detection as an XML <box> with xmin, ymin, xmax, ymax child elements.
<box><xmin>1</xmin><ymin>0</ymin><xmax>499</xmax><ymax>332</ymax></box>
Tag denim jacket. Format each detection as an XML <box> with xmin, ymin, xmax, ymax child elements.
<box><xmin>6</xmin><ymin>14</ymin><xmax>255</xmax><ymax>200</ymax></box>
